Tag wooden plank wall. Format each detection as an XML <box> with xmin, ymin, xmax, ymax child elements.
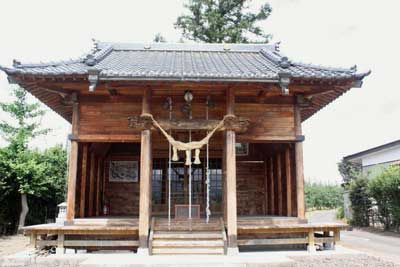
<box><xmin>79</xmin><ymin>99</ymin><xmax>142</xmax><ymax>135</ymax></box>
<box><xmin>103</xmin><ymin>144</ymin><xmax>141</xmax><ymax>216</ymax></box>
<box><xmin>236</xmin><ymin>103</ymin><xmax>295</xmax><ymax>141</ymax></box>
<box><xmin>78</xmin><ymin>97</ymin><xmax>295</xmax><ymax>142</ymax></box>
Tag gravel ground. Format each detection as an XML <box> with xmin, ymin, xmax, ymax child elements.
<box><xmin>288</xmin><ymin>254</ymin><xmax>400</xmax><ymax>267</ymax></box>
<box><xmin>1</xmin><ymin>253</ymin><xmax>399</xmax><ymax>267</ymax></box>
<box><xmin>0</xmin><ymin>235</ymin><xmax>29</xmax><ymax>257</ymax></box>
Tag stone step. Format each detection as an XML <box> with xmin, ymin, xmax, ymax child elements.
<box><xmin>151</xmin><ymin>247</ymin><xmax>224</xmax><ymax>255</ymax></box>
<box><xmin>153</xmin><ymin>231</ymin><xmax>222</xmax><ymax>240</ymax></box>
<box><xmin>152</xmin><ymin>239</ymin><xmax>224</xmax><ymax>248</ymax></box>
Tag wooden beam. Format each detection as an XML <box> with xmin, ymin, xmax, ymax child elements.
<box><xmin>66</xmin><ymin>94</ymin><xmax>79</xmax><ymax>220</ymax></box>
<box><xmin>72</xmin><ymin>134</ymin><xmax>141</xmax><ymax>143</ymax></box>
<box><xmin>238</xmin><ymin>237</ymin><xmax>308</xmax><ymax>246</ymax></box>
<box><xmin>128</xmin><ymin>115</ymin><xmax>249</xmax><ymax>133</ymax></box>
<box><xmin>277</xmin><ymin>153</ymin><xmax>283</xmax><ymax>216</ymax></box>
<box><xmin>285</xmin><ymin>147</ymin><xmax>292</xmax><ymax>216</ymax></box>
<box><xmin>225</xmin><ymin>87</ymin><xmax>237</xmax><ymax>249</ymax></box>
<box><xmin>79</xmin><ymin>144</ymin><xmax>88</xmax><ymax>218</ymax></box>
<box><xmin>138</xmin><ymin>88</ymin><xmax>152</xmax><ymax>250</ymax></box>
<box><xmin>295</xmin><ymin>105</ymin><xmax>305</xmax><ymax>219</ymax></box>
<box><xmin>88</xmin><ymin>153</ymin><xmax>96</xmax><ymax>217</ymax></box>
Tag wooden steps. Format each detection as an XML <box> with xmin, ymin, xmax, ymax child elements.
<box><xmin>150</xmin><ymin>218</ymin><xmax>226</xmax><ymax>255</ymax></box>
<box><xmin>152</xmin><ymin>247</ymin><xmax>225</xmax><ymax>255</ymax></box>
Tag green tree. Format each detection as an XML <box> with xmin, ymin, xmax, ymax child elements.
<box><xmin>175</xmin><ymin>0</ymin><xmax>272</xmax><ymax>43</ymax></box>
<box><xmin>349</xmin><ymin>177</ymin><xmax>372</xmax><ymax>227</ymax></box>
<box><xmin>369</xmin><ymin>166</ymin><xmax>400</xmax><ymax>230</ymax></box>
<box><xmin>338</xmin><ymin>158</ymin><xmax>361</xmax><ymax>187</ymax></box>
<box><xmin>153</xmin><ymin>33</ymin><xmax>167</xmax><ymax>43</ymax></box>
<box><xmin>305</xmin><ymin>182</ymin><xmax>343</xmax><ymax>210</ymax></box>
<box><xmin>0</xmin><ymin>145</ymin><xmax>67</xmax><ymax>233</ymax></box>
<box><xmin>0</xmin><ymin>87</ymin><xmax>50</xmax><ymax>230</ymax></box>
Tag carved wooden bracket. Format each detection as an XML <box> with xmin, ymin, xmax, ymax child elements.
<box><xmin>128</xmin><ymin>114</ymin><xmax>153</xmax><ymax>130</ymax></box>
<box><xmin>128</xmin><ymin>114</ymin><xmax>250</xmax><ymax>133</ymax></box>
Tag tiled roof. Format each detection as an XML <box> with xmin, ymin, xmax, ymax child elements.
<box><xmin>0</xmin><ymin>41</ymin><xmax>369</xmax><ymax>82</ymax></box>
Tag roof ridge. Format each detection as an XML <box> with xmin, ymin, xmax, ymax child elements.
<box><xmin>11</xmin><ymin>57</ymin><xmax>85</xmax><ymax>68</ymax></box>
<box><xmin>97</xmin><ymin>41</ymin><xmax>279</xmax><ymax>53</ymax></box>
<box><xmin>260</xmin><ymin>48</ymin><xmax>362</xmax><ymax>73</ymax></box>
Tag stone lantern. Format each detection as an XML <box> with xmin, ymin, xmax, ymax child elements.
<box><xmin>56</xmin><ymin>202</ymin><xmax>67</xmax><ymax>225</ymax></box>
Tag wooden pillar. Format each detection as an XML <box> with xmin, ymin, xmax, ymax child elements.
<box><xmin>295</xmin><ymin>105</ymin><xmax>305</xmax><ymax>219</ymax></box>
<box><xmin>96</xmin><ymin>158</ymin><xmax>102</xmax><ymax>216</ymax></box>
<box><xmin>56</xmin><ymin>233</ymin><xmax>65</xmax><ymax>255</ymax></box>
<box><xmin>66</xmin><ymin>94</ymin><xmax>79</xmax><ymax>221</ymax></box>
<box><xmin>264</xmin><ymin>159</ymin><xmax>268</xmax><ymax>215</ymax></box>
<box><xmin>268</xmin><ymin>157</ymin><xmax>275</xmax><ymax>215</ymax></box>
<box><xmin>102</xmin><ymin>159</ymin><xmax>107</xmax><ymax>215</ymax></box>
<box><xmin>276</xmin><ymin>153</ymin><xmax>283</xmax><ymax>216</ymax></box>
<box><xmin>222</xmin><ymin>141</ymin><xmax>227</xmax><ymax>223</ymax></box>
<box><xmin>30</xmin><ymin>233</ymin><xmax>37</xmax><ymax>249</ymax></box>
<box><xmin>225</xmin><ymin>87</ymin><xmax>238</xmax><ymax>251</ymax></box>
<box><xmin>79</xmin><ymin>144</ymin><xmax>88</xmax><ymax>218</ymax></box>
<box><xmin>285</xmin><ymin>147</ymin><xmax>292</xmax><ymax>216</ymax></box>
<box><xmin>138</xmin><ymin>88</ymin><xmax>152</xmax><ymax>252</ymax></box>
<box><xmin>307</xmin><ymin>229</ymin><xmax>316</xmax><ymax>253</ymax></box>
<box><xmin>88</xmin><ymin>153</ymin><xmax>96</xmax><ymax>217</ymax></box>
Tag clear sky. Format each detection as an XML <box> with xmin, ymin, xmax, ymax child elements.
<box><xmin>1</xmin><ymin>0</ymin><xmax>399</xmax><ymax>184</ymax></box>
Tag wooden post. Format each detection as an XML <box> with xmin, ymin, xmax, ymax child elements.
<box><xmin>96</xmin><ymin>157</ymin><xmax>102</xmax><ymax>216</ymax></box>
<box><xmin>307</xmin><ymin>230</ymin><xmax>316</xmax><ymax>253</ymax></box>
<box><xmin>295</xmin><ymin>105</ymin><xmax>305</xmax><ymax>219</ymax></box>
<box><xmin>225</xmin><ymin>87</ymin><xmax>238</xmax><ymax>253</ymax></box>
<box><xmin>66</xmin><ymin>94</ymin><xmax>79</xmax><ymax>221</ymax></box>
<box><xmin>222</xmin><ymin>141</ymin><xmax>227</xmax><ymax>223</ymax></box>
<box><xmin>276</xmin><ymin>153</ymin><xmax>283</xmax><ymax>216</ymax></box>
<box><xmin>102</xmin><ymin>159</ymin><xmax>107</xmax><ymax>215</ymax></box>
<box><xmin>88</xmin><ymin>153</ymin><xmax>96</xmax><ymax>217</ymax></box>
<box><xmin>79</xmin><ymin>144</ymin><xmax>88</xmax><ymax>218</ymax></box>
<box><xmin>56</xmin><ymin>233</ymin><xmax>65</xmax><ymax>255</ymax></box>
<box><xmin>285</xmin><ymin>147</ymin><xmax>292</xmax><ymax>216</ymax></box>
<box><xmin>264</xmin><ymin>159</ymin><xmax>268</xmax><ymax>215</ymax></box>
<box><xmin>30</xmin><ymin>233</ymin><xmax>37</xmax><ymax>249</ymax></box>
<box><xmin>334</xmin><ymin>229</ymin><xmax>340</xmax><ymax>242</ymax></box>
<box><xmin>268</xmin><ymin>157</ymin><xmax>275</xmax><ymax>215</ymax></box>
<box><xmin>138</xmin><ymin>88</ymin><xmax>152</xmax><ymax>254</ymax></box>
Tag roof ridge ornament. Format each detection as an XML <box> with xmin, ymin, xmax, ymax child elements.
<box><xmin>85</xmin><ymin>54</ymin><xmax>97</xmax><ymax>66</ymax></box>
<box><xmin>223</xmin><ymin>44</ymin><xmax>231</xmax><ymax>51</ymax></box>
<box><xmin>279</xmin><ymin>56</ymin><xmax>291</xmax><ymax>68</ymax></box>
<box><xmin>92</xmin><ymin>38</ymin><xmax>99</xmax><ymax>51</ymax></box>
<box><xmin>275</xmin><ymin>41</ymin><xmax>281</xmax><ymax>52</ymax></box>
<box><xmin>12</xmin><ymin>59</ymin><xmax>21</xmax><ymax>67</ymax></box>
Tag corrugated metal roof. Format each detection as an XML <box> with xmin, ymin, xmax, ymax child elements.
<box><xmin>0</xmin><ymin>41</ymin><xmax>369</xmax><ymax>82</ymax></box>
<box><xmin>344</xmin><ymin>139</ymin><xmax>400</xmax><ymax>162</ymax></box>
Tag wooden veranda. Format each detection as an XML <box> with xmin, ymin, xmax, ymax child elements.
<box><xmin>24</xmin><ymin>216</ymin><xmax>348</xmax><ymax>254</ymax></box>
